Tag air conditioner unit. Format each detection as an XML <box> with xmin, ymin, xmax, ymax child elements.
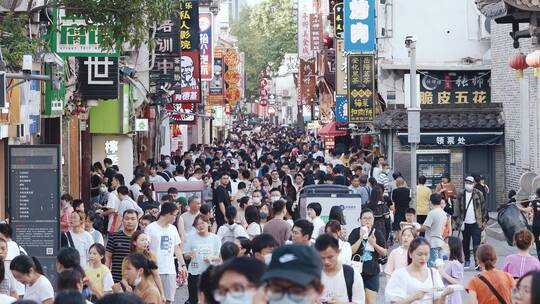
<box><xmin>0</xmin><ymin>0</ymin><xmax>43</xmax><ymax>12</ymax></box>
<box><xmin>480</xmin><ymin>15</ymin><xmax>491</xmax><ymax>40</ymax></box>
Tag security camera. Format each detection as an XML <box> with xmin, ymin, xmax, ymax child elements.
<box><xmin>405</xmin><ymin>35</ymin><xmax>416</xmax><ymax>48</ymax></box>
<box><xmin>43</xmin><ymin>52</ymin><xmax>64</xmax><ymax>68</ymax></box>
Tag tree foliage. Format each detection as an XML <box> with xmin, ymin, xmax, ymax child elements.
<box><xmin>58</xmin><ymin>0</ymin><xmax>177</xmax><ymax>49</ymax></box>
<box><xmin>0</xmin><ymin>13</ymin><xmax>45</xmax><ymax>68</ymax></box>
<box><xmin>231</xmin><ymin>0</ymin><xmax>297</xmax><ymax>98</ymax></box>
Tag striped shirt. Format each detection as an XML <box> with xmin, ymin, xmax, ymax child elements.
<box><xmin>106</xmin><ymin>231</ymin><xmax>132</xmax><ymax>282</ymax></box>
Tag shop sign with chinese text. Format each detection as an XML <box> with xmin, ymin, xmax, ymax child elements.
<box><xmin>333</xmin><ymin>1</ymin><xmax>344</xmax><ymax>38</ymax></box>
<box><xmin>224</xmin><ymin>49</ymin><xmax>241</xmax><ymax>105</ymax></box>
<box><xmin>299</xmin><ymin>58</ymin><xmax>317</xmax><ymax>106</ymax></box>
<box><xmin>310</xmin><ymin>14</ymin><xmax>323</xmax><ymax>51</ymax></box>
<box><xmin>335</xmin><ymin>39</ymin><xmax>347</xmax><ymax>95</ymax></box>
<box><xmin>209</xmin><ymin>47</ymin><xmax>224</xmax><ymax>103</ymax></box>
<box><xmin>298</xmin><ymin>0</ymin><xmax>314</xmax><ymax>59</ymax></box>
<box><xmin>178</xmin><ymin>0</ymin><xmax>201</xmax><ymax>103</ymax></box>
<box><xmin>78</xmin><ymin>57</ymin><xmax>119</xmax><ymax>100</ymax></box>
<box><xmin>347</xmin><ymin>54</ymin><xmax>374</xmax><ymax>123</ymax></box>
<box><xmin>199</xmin><ymin>13</ymin><xmax>214</xmax><ymax>81</ymax></box>
<box><xmin>166</xmin><ymin>102</ymin><xmax>197</xmax><ymax>124</ymax></box>
<box><xmin>419</xmin><ymin>70</ymin><xmax>491</xmax><ymax>105</ymax></box>
<box><xmin>344</xmin><ymin>0</ymin><xmax>375</xmax><ymax>52</ymax></box>
<box><xmin>52</xmin><ymin>9</ymin><xmax>119</xmax><ymax>57</ymax></box>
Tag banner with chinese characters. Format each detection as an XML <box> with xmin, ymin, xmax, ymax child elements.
<box><xmin>199</xmin><ymin>12</ymin><xmax>214</xmax><ymax>81</ymax></box>
<box><xmin>224</xmin><ymin>48</ymin><xmax>241</xmax><ymax>105</ymax></box>
<box><xmin>78</xmin><ymin>57</ymin><xmax>119</xmax><ymax>100</ymax></box>
<box><xmin>335</xmin><ymin>39</ymin><xmax>347</xmax><ymax>95</ymax></box>
<box><xmin>298</xmin><ymin>0</ymin><xmax>314</xmax><ymax>59</ymax></box>
<box><xmin>335</xmin><ymin>94</ymin><xmax>348</xmax><ymax>123</ymax></box>
<box><xmin>209</xmin><ymin>48</ymin><xmax>224</xmax><ymax>105</ymax></box>
<box><xmin>166</xmin><ymin>102</ymin><xmax>197</xmax><ymax>124</ymax></box>
<box><xmin>52</xmin><ymin>9</ymin><xmax>119</xmax><ymax>57</ymax></box>
<box><xmin>419</xmin><ymin>70</ymin><xmax>491</xmax><ymax>105</ymax></box>
<box><xmin>178</xmin><ymin>0</ymin><xmax>201</xmax><ymax>103</ymax></box>
<box><xmin>310</xmin><ymin>14</ymin><xmax>323</xmax><ymax>51</ymax></box>
<box><xmin>344</xmin><ymin>0</ymin><xmax>376</xmax><ymax>52</ymax></box>
<box><xmin>347</xmin><ymin>54</ymin><xmax>374</xmax><ymax>123</ymax></box>
<box><xmin>150</xmin><ymin>15</ymin><xmax>181</xmax><ymax>96</ymax></box>
<box><xmin>299</xmin><ymin>58</ymin><xmax>317</xmax><ymax>106</ymax></box>
<box><xmin>397</xmin><ymin>132</ymin><xmax>503</xmax><ymax>146</ymax></box>
<box><xmin>333</xmin><ymin>1</ymin><xmax>344</xmax><ymax>39</ymax></box>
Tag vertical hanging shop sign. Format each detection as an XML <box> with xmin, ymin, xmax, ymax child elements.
<box><xmin>343</xmin><ymin>0</ymin><xmax>375</xmax><ymax>52</ymax></box>
<box><xmin>298</xmin><ymin>0</ymin><xmax>314</xmax><ymax>59</ymax></box>
<box><xmin>177</xmin><ymin>0</ymin><xmax>201</xmax><ymax>103</ymax></box>
<box><xmin>223</xmin><ymin>49</ymin><xmax>241</xmax><ymax>105</ymax></box>
<box><xmin>310</xmin><ymin>14</ymin><xmax>323</xmax><ymax>51</ymax></box>
<box><xmin>150</xmin><ymin>16</ymin><xmax>180</xmax><ymax>95</ymax></box>
<box><xmin>333</xmin><ymin>1</ymin><xmax>344</xmax><ymax>39</ymax></box>
<box><xmin>348</xmin><ymin>54</ymin><xmax>375</xmax><ymax>123</ymax></box>
<box><xmin>335</xmin><ymin>39</ymin><xmax>347</xmax><ymax>95</ymax></box>
<box><xmin>209</xmin><ymin>47</ymin><xmax>224</xmax><ymax>104</ymax></box>
<box><xmin>199</xmin><ymin>12</ymin><xmax>214</xmax><ymax>81</ymax></box>
<box><xmin>299</xmin><ymin>58</ymin><xmax>317</xmax><ymax>106</ymax></box>
<box><xmin>335</xmin><ymin>94</ymin><xmax>348</xmax><ymax>123</ymax></box>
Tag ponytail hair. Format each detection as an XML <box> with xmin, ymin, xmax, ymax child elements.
<box><xmin>125</xmin><ymin>253</ymin><xmax>156</xmax><ymax>278</ymax></box>
<box><xmin>476</xmin><ymin>243</ymin><xmax>497</xmax><ymax>271</ymax></box>
<box><xmin>10</xmin><ymin>255</ymin><xmax>44</xmax><ymax>275</ymax></box>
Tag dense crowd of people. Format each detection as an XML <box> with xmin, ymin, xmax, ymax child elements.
<box><xmin>1</xmin><ymin>123</ymin><xmax>540</xmax><ymax>304</ymax></box>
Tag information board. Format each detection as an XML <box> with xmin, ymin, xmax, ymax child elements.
<box><xmin>8</xmin><ymin>145</ymin><xmax>60</xmax><ymax>281</ymax></box>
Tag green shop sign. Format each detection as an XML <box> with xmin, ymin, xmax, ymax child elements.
<box><xmin>49</xmin><ymin>8</ymin><xmax>119</xmax><ymax>57</ymax></box>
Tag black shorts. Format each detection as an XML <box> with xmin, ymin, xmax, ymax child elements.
<box><xmin>361</xmin><ymin>273</ymin><xmax>380</xmax><ymax>292</ymax></box>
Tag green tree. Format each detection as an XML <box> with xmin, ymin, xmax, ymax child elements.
<box><xmin>231</xmin><ymin>0</ymin><xmax>297</xmax><ymax>98</ymax></box>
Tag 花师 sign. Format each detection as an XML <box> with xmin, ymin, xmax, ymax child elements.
<box><xmin>347</xmin><ymin>54</ymin><xmax>375</xmax><ymax>123</ymax></box>
<box><xmin>52</xmin><ymin>9</ymin><xmax>119</xmax><ymax>57</ymax></box>
<box><xmin>199</xmin><ymin>13</ymin><xmax>214</xmax><ymax>81</ymax></box>
<box><xmin>344</xmin><ymin>0</ymin><xmax>376</xmax><ymax>52</ymax></box>
<box><xmin>419</xmin><ymin>70</ymin><xmax>491</xmax><ymax>105</ymax></box>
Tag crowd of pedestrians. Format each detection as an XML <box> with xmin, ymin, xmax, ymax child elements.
<box><xmin>1</xmin><ymin>123</ymin><xmax>540</xmax><ymax>304</ymax></box>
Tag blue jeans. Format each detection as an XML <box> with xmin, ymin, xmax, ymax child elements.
<box><xmin>429</xmin><ymin>247</ymin><xmax>442</xmax><ymax>267</ymax></box>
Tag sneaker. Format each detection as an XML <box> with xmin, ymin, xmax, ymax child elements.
<box><xmin>464</xmin><ymin>261</ymin><xmax>471</xmax><ymax>269</ymax></box>
<box><xmin>475</xmin><ymin>264</ymin><xmax>481</xmax><ymax>271</ymax></box>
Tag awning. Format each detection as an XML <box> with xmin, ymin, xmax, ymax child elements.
<box><xmin>397</xmin><ymin>132</ymin><xmax>504</xmax><ymax>146</ymax></box>
<box><xmin>319</xmin><ymin>121</ymin><xmax>348</xmax><ymax>137</ymax></box>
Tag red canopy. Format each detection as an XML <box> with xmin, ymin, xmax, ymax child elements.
<box><xmin>319</xmin><ymin>121</ymin><xmax>348</xmax><ymax>136</ymax></box>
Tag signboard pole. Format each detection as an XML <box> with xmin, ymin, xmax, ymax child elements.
<box><xmin>407</xmin><ymin>40</ymin><xmax>420</xmax><ymax>205</ymax></box>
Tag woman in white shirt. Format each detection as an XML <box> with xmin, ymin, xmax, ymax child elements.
<box><xmin>10</xmin><ymin>255</ymin><xmax>54</xmax><ymax>304</ymax></box>
<box><xmin>325</xmin><ymin>220</ymin><xmax>352</xmax><ymax>265</ymax></box>
<box><xmin>245</xmin><ymin>206</ymin><xmax>262</xmax><ymax>239</ymax></box>
<box><xmin>385</xmin><ymin>237</ymin><xmax>454</xmax><ymax>304</ymax></box>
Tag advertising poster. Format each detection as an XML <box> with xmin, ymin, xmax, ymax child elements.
<box><xmin>199</xmin><ymin>12</ymin><xmax>214</xmax><ymax>81</ymax></box>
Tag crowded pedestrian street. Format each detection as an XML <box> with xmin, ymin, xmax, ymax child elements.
<box><xmin>3</xmin><ymin>0</ymin><xmax>540</xmax><ymax>304</ymax></box>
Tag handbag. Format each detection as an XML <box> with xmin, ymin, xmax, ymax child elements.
<box><xmin>350</xmin><ymin>254</ymin><xmax>363</xmax><ymax>273</ymax></box>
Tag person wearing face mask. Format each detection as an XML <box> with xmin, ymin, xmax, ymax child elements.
<box><xmin>213</xmin><ymin>257</ymin><xmax>266</xmax><ymax>304</ymax></box>
<box><xmin>112</xmin><ymin>253</ymin><xmax>161</xmax><ymax>304</ymax></box>
<box><xmin>257</xmin><ymin>244</ymin><xmax>324</xmax><ymax>304</ymax></box>
<box><xmin>251</xmin><ymin>233</ymin><xmax>278</xmax><ymax>265</ymax></box>
<box><xmin>251</xmin><ymin>190</ymin><xmax>263</xmax><ymax>206</ymax></box>
<box><xmin>269</xmin><ymin>188</ymin><xmax>282</xmax><ymax>204</ymax></box>
<box><xmin>455</xmin><ymin>176</ymin><xmax>488</xmax><ymax>270</ymax></box>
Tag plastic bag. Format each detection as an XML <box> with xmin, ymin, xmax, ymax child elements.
<box><xmin>497</xmin><ymin>203</ymin><xmax>527</xmax><ymax>246</ymax></box>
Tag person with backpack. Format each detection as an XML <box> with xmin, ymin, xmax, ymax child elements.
<box><xmin>217</xmin><ymin>206</ymin><xmax>248</xmax><ymax>243</ymax></box>
<box><xmin>316</xmin><ymin>234</ymin><xmax>365</xmax><ymax>303</ymax></box>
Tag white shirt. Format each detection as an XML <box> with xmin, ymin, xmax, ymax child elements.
<box><xmin>0</xmin><ymin>294</ymin><xmax>15</xmax><ymax>304</ymax></box>
<box><xmin>171</xmin><ymin>176</ymin><xmax>188</xmax><ymax>182</ymax></box>
<box><xmin>145</xmin><ymin>221</ymin><xmax>182</xmax><ymax>275</ymax></box>
<box><xmin>385</xmin><ymin>267</ymin><xmax>445</xmax><ymax>304</ymax></box>
<box><xmin>23</xmin><ymin>275</ymin><xmax>54</xmax><ymax>303</ymax></box>
<box><xmin>106</xmin><ymin>191</ymin><xmax>120</xmax><ymax>232</ymax></box>
<box><xmin>338</xmin><ymin>239</ymin><xmax>352</xmax><ymax>265</ymax></box>
<box><xmin>149</xmin><ymin>175</ymin><xmax>166</xmax><ymax>184</ymax></box>
<box><xmin>217</xmin><ymin>223</ymin><xmax>249</xmax><ymax>243</ymax></box>
<box><xmin>180</xmin><ymin>211</ymin><xmax>200</xmax><ymax>235</ymax></box>
<box><xmin>117</xmin><ymin>196</ymin><xmax>143</xmax><ymax>218</ymax></box>
<box><xmin>69</xmin><ymin>230</ymin><xmax>95</xmax><ymax>269</ymax></box>
<box><xmin>464</xmin><ymin>191</ymin><xmax>476</xmax><ymax>224</ymax></box>
<box><xmin>321</xmin><ymin>266</ymin><xmax>365</xmax><ymax>304</ymax></box>
<box><xmin>5</xmin><ymin>241</ymin><xmax>25</xmax><ymax>296</ymax></box>
<box><xmin>129</xmin><ymin>183</ymin><xmax>142</xmax><ymax>202</ymax></box>
<box><xmin>246</xmin><ymin>222</ymin><xmax>263</xmax><ymax>239</ymax></box>
<box><xmin>311</xmin><ymin>217</ymin><xmax>326</xmax><ymax>240</ymax></box>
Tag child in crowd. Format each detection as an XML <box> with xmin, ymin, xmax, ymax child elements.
<box><xmin>85</xmin><ymin>212</ymin><xmax>104</xmax><ymax>245</ymax></box>
<box><xmin>400</xmin><ymin>208</ymin><xmax>421</xmax><ymax>231</ymax></box>
<box><xmin>439</xmin><ymin>236</ymin><xmax>465</xmax><ymax>304</ymax></box>
<box><xmin>86</xmin><ymin>243</ymin><xmax>114</xmax><ymax>301</ymax></box>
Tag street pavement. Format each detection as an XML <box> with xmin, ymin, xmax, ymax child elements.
<box><xmin>174</xmin><ymin>233</ymin><xmax>522</xmax><ymax>303</ymax></box>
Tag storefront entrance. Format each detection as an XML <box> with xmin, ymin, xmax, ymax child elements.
<box><xmin>465</xmin><ymin>146</ymin><xmax>495</xmax><ymax>211</ymax></box>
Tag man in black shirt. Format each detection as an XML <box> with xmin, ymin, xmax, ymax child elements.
<box><xmin>103</xmin><ymin>158</ymin><xmax>117</xmax><ymax>188</ymax></box>
<box><xmin>213</xmin><ymin>172</ymin><xmax>230</xmax><ymax>228</ymax></box>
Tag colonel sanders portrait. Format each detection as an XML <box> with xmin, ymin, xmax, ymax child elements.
<box><xmin>181</xmin><ymin>56</ymin><xmax>197</xmax><ymax>89</ymax></box>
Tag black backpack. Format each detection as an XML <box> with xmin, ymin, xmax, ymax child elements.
<box><xmin>343</xmin><ymin>264</ymin><xmax>354</xmax><ymax>302</ymax></box>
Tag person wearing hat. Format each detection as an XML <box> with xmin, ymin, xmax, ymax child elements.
<box><xmin>257</xmin><ymin>244</ymin><xmax>324</xmax><ymax>304</ymax></box>
<box><xmin>455</xmin><ymin>176</ymin><xmax>488</xmax><ymax>270</ymax></box>
<box><xmin>435</xmin><ymin>173</ymin><xmax>457</xmax><ymax>215</ymax></box>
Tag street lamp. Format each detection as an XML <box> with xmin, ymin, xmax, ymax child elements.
<box><xmin>405</xmin><ymin>35</ymin><xmax>420</xmax><ymax>206</ymax></box>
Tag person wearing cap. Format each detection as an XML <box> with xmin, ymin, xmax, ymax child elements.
<box><xmin>455</xmin><ymin>176</ymin><xmax>488</xmax><ymax>270</ymax></box>
<box><xmin>144</xmin><ymin>202</ymin><xmax>187</xmax><ymax>304</ymax></box>
<box><xmin>258</xmin><ymin>244</ymin><xmax>324</xmax><ymax>304</ymax></box>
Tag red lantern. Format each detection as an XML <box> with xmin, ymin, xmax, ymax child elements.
<box><xmin>526</xmin><ymin>50</ymin><xmax>540</xmax><ymax>77</ymax></box>
<box><xmin>360</xmin><ymin>134</ymin><xmax>373</xmax><ymax>146</ymax></box>
<box><xmin>509</xmin><ymin>52</ymin><xmax>528</xmax><ymax>78</ymax></box>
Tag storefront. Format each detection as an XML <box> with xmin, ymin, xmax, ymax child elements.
<box><xmin>374</xmin><ymin>103</ymin><xmax>505</xmax><ymax>211</ymax></box>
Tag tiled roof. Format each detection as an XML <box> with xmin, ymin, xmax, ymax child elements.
<box><xmin>373</xmin><ymin>103</ymin><xmax>504</xmax><ymax>130</ymax></box>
